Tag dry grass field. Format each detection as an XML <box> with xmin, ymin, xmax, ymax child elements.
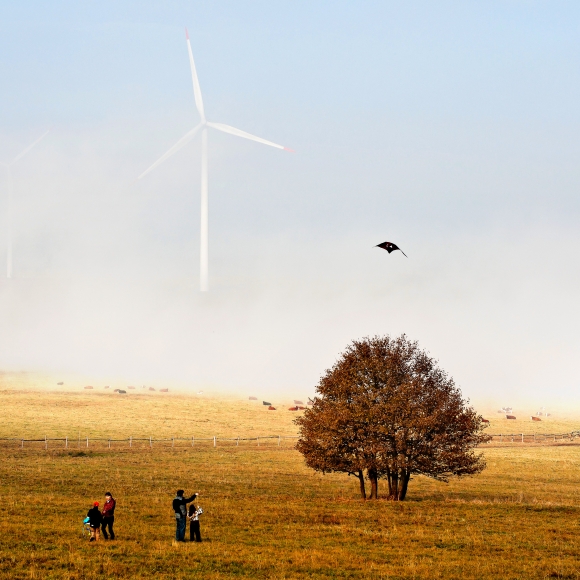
<box><xmin>1</xmin><ymin>374</ymin><xmax>580</xmax><ymax>579</ymax></box>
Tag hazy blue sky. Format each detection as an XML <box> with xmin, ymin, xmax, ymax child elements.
<box><xmin>1</xmin><ymin>1</ymin><xmax>579</xmax><ymax>409</ymax></box>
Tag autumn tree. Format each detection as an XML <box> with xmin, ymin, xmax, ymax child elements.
<box><xmin>295</xmin><ymin>335</ymin><xmax>489</xmax><ymax>500</ymax></box>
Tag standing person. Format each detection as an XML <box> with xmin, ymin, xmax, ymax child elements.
<box><xmin>101</xmin><ymin>492</ymin><xmax>116</xmax><ymax>540</ymax></box>
<box><xmin>188</xmin><ymin>503</ymin><xmax>202</xmax><ymax>542</ymax></box>
<box><xmin>172</xmin><ymin>490</ymin><xmax>197</xmax><ymax>542</ymax></box>
<box><xmin>87</xmin><ymin>501</ymin><xmax>103</xmax><ymax>542</ymax></box>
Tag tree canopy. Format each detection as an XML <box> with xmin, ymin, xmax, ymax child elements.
<box><xmin>295</xmin><ymin>335</ymin><xmax>489</xmax><ymax>500</ymax></box>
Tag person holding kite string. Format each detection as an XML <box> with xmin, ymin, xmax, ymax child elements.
<box><xmin>172</xmin><ymin>490</ymin><xmax>198</xmax><ymax>542</ymax></box>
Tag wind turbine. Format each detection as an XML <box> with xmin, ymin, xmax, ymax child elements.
<box><xmin>137</xmin><ymin>29</ymin><xmax>293</xmax><ymax>291</ymax></box>
<box><xmin>1</xmin><ymin>129</ymin><xmax>50</xmax><ymax>278</ymax></box>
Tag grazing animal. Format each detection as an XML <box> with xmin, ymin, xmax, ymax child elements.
<box><xmin>117</xmin><ymin>389</ymin><xmax>127</xmax><ymax>394</ymax></box>
<box><xmin>160</xmin><ymin>388</ymin><xmax>169</xmax><ymax>392</ymax></box>
<box><xmin>268</xmin><ymin>406</ymin><xmax>276</xmax><ymax>410</ymax></box>
<box><xmin>114</xmin><ymin>389</ymin><xmax>120</xmax><ymax>393</ymax></box>
<box><xmin>84</xmin><ymin>386</ymin><xmax>93</xmax><ymax>390</ymax></box>
<box><xmin>297</xmin><ymin>406</ymin><xmax>306</xmax><ymax>410</ymax></box>
<box><xmin>294</xmin><ymin>400</ymin><xmax>304</xmax><ymax>405</ymax></box>
<box><xmin>57</xmin><ymin>382</ymin><xmax>63</xmax><ymax>385</ymax></box>
<box><xmin>288</xmin><ymin>406</ymin><xmax>298</xmax><ymax>411</ymax></box>
<box><xmin>128</xmin><ymin>386</ymin><xmax>135</xmax><ymax>389</ymax></box>
<box><xmin>506</xmin><ymin>415</ymin><xmax>516</xmax><ymax>420</ymax></box>
<box><xmin>531</xmin><ymin>416</ymin><xmax>541</xmax><ymax>421</ymax></box>
<box><xmin>481</xmin><ymin>419</ymin><xmax>489</xmax><ymax>423</ymax></box>
<box><xmin>149</xmin><ymin>387</ymin><xmax>156</xmax><ymax>391</ymax></box>
<box><xmin>249</xmin><ymin>396</ymin><xmax>258</xmax><ymax>400</ymax></box>
<box><xmin>103</xmin><ymin>386</ymin><xmax>109</xmax><ymax>389</ymax></box>
<box><xmin>263</xmin><ymin>401</ymin><xmax>271</xmax><ymax>406</ymax></box>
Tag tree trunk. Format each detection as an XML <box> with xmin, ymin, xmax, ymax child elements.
<box><xmin>399</xmin><ymin>471</ymin><xmax>411</xmax><ymax>501</ymax></box>
<box><xmin>386</xmin><ymin>467</ymin><xmax>393</xmax><ymax>497</ymax></box>
<box><xmin>388</xmin><ymin>472</ymin><xmax>399</xmax><ymax>501</ymax></box>
<box><xmin>357</xmin><ymin>470</ymin><xmax>366</xmax><ymax>500</ymax></box>
<box><xmin>368</xmin><ymin>467</ymin><xmax>378</xmax><ymax>499</ymax></box>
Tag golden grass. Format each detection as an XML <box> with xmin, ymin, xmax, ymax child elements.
<box><xmin>2</xmin><ymin>379</ymin><xmax>580</xmax><ymax>579</ymax></box>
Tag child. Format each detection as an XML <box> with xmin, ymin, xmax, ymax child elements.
<box><xmin>87</xmin><ymin>501</ymin><xmax>103</xmax><ymax>542</ymax></box>
<box><xmin>187</xmin><ymin>503</ymin><xmax>203</xmax><ymax>542</ymax></box>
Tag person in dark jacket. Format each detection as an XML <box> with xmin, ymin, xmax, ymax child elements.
<box><xmin>101</xmin><ymin>492</ymin><xmax>116</xmax><ymax>540</ymax></box>
<box><xmin>172</xmin><ymin>490</ymin><xmax>197</xmax><ymax>542</ymax></box>
<box><xmin>87</xmin><ymin>501</ymin><xmax>103</xmax><ymax>542</ymax></box>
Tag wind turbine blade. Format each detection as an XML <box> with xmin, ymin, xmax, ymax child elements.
<box><xmin>11</xmin><ymin>129</ymin><xmax>50</xmax><ymax>165</ymax></box>
<box><xmin>137</xmin><ymin>123</ymin><xmax>203</xmax><ymax>180</ymax></box>
<box><xmin>206</xmin><ymin>122</ymin><xmax>293</xmax><ymax>151</ymax></box>
<box><xmin>185</xmin><ymin>28</ymin><xmax>205</xmax><ymax>121</ymax></box>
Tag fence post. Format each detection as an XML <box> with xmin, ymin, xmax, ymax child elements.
<box><xmin>65</xmin><ymin>437</ymin><xmax>68</xmax><ymax>449</ymax></box>
<box><xmin>237</xmin><ymin>436</ymin><xmax>239</xmax><ymax>447</ymax></box>
<box><xmin>192</xmin><ymin>436</ymin><xmax>194</xmax><ymax>447</ymax></box>
<box><xmin>278</xmin><ymin>435</ymin><xmax>281</xmax><ymax>447</ymax></box>
<box><xmin>21</xmin><ymin>439</ymin><xmax>23</xmax><ymax>449</ymax></box>
<box><xmin>521</xmin><ymin>433</ymin><xmax>523</xmax><ymax>443</ymax></box>
<box><xmin>130</xmin><ymin>436</ymin><xmax>132</xmax><ymax>448</ymax></box>
<box><xmin>45</xmin><ymin>435</ymin><xmax>47</xmax><ymax>450</ymax></box>
<box><xmin>149</xmin><ymin>436</ymin><xmax>152</xmax><ymax>449</ymax></box>
<box><xmin>257</xmin><ymin>436</ymin><xmax>259</xmax><ymax>447</ymax></box>
<box><xmin>213</xmin><ymin>436</ymin><xmax>216</xmax><ymax>448</ymax></box>
<box><xmin>108</xmin><ymin>439</ymin><xmax>111</xmax><ymax>449</ymax></box>
<box><xmin>86</xmin><ymin>437</ymin><xmax>89</xmax><ymax>449</ymax></box>
<box><xmin>500</xmin><ymin>434</ymin><xmax>502</xmax><ymax>443</ymax></box>
<box><xmin>172</xmin><ymin>437</ymin><xmax>174</xmax><ymax>448</ymax></box>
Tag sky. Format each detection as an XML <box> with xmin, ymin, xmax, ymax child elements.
<box><xmin>0</xmin><ymin>1</ymin><xmax>579</xmax><ymax>410</ymax></box>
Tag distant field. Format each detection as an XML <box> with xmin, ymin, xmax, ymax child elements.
<box><xmin>2</xmin><ymin>375</ymin><xmax>580</xmax><ymax>579</ymax></box>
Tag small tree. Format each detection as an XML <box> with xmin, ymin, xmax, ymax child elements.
<box><xmin>295</xmin><ymin>335</ymin><xmax>489</xmax><ymax>500</ymax></box>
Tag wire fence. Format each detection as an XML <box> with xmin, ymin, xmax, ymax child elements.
<box><xmin>484</xmin><ymin>432</ymin><xmax>580</xmax><ymax>444</ymax></box>
<box><xmin>1</xmin><ymin>432</ymin><xmax>579</xmax><ymax>451</ymax></box>
<box><xmin>0</xmin><ymin>435</ymin><xmax>300</xmax><ymax>451</ymax></box>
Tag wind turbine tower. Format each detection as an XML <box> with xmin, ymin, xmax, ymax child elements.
<box><xmin>1</xmin><ymin>129</ymin><xmax>50</xmax><ymax>278</ymax></box>
<box><xmin>138</xmin><ymin>29</ymin><xmax>292</xmax><ymax>291</ymax></box>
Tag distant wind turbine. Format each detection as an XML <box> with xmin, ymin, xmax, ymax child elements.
<box><xmin>1</xmin><ymin>129</ymin><xmax>50</xmax><ymax>278</ymax></box>
<box><xmin>137</xmin><ymin>28</ymin><xmax>293</xmax><ymax>292</ymax></box>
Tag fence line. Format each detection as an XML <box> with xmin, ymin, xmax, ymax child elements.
<box><xmin>484</xmin><ymin>431</ymin><xmax>580</xmax><ymax>444</ymax></box>
<box><xmin>0</xmin><ymin>434</ymin><xmax>300</xmax><ymax>450</ymax></box>
<box><xmin>2</xmin><ymin>432</ymin><xmax>579</xmax><ymax>450</ymax></box>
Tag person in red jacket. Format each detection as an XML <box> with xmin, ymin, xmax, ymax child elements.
<box><xmin>101</xmin><ymin>492</ymin><xmax>116</xmax><ymax>540</ymax></box>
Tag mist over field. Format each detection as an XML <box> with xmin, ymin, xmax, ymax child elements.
<box><xmin>1</xmin><ymin>2</ymin><xmax>580</xmax><ymax>408</ymax></box>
